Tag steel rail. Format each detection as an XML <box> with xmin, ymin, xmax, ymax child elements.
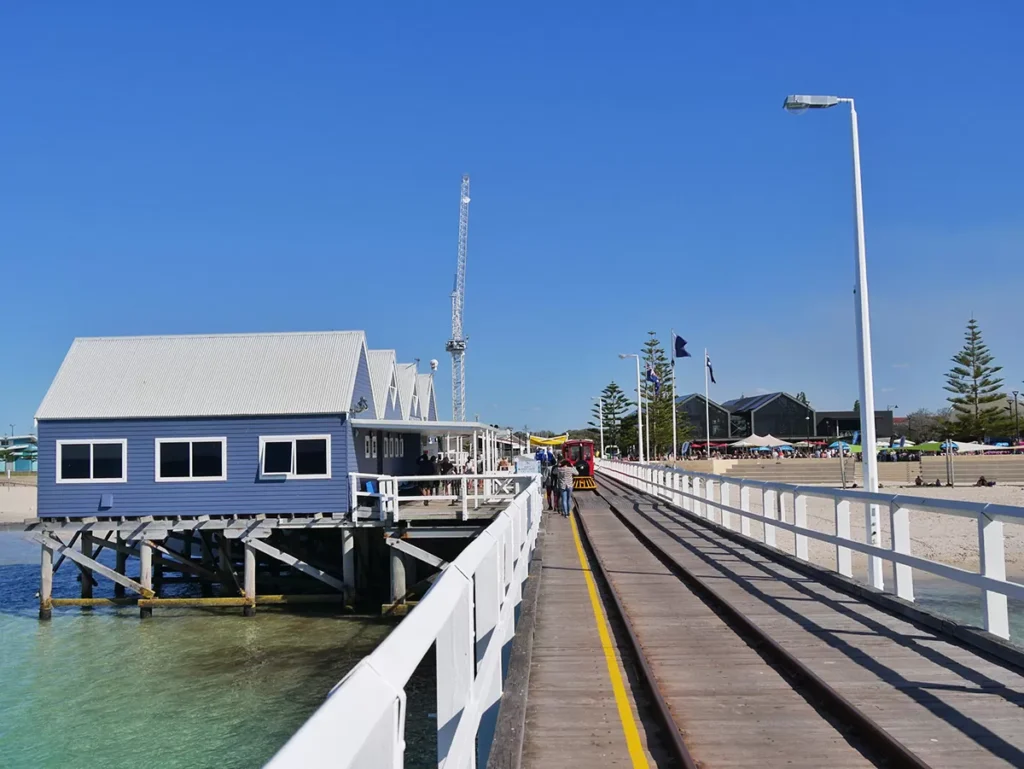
<box><xmin>591</xmin><ymin>474</ymin><xmax>933</xmax><ymax>769</ymax></box>
<box><xmin>570</xmin><ymin>497</ymin><xmax>699</xmax><ymax>769</ymax></box>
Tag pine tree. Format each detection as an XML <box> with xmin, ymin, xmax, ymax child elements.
<box><xmin>641</xmin><ymin>332</ymin><xmax>685</xmax><ymax>457</ymax></box>
<box><xmin>944</xmin><ymin>318</ymin><xmax>1009</xmax><ymax>440</ymax></box>
<box><xmin>590</xmin><ymin>381</ymin><xmax>631</xmax><ymax>450</ymax></box>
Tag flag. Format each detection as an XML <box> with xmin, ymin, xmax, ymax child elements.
<box><xmin>705</xmin><ymin>352</ymin><xmax>716</xmax><ymax>384</ymax></box>
<box><xmin>852</xmin><ymin>430</ymin><xmax>860</xmax><ymax>445</ymax></box>
<box><xmin>899</xmin><ymin>436</ymin><xmax>906</xmax><ymax>448</ymax></box>
<box><xmin>681</xmin><ymin>441</ymin><xmax>691</xmax><ymax>455</ymax></box>
<box><xmin>673</xmin><ymin>335</ymin><xmax>691</xmax><ymax>359</ymax></box>
<box><xmin>646</xmin><ymin>364</ymin><xmax>661</xmax><ymax>397</ymax></box>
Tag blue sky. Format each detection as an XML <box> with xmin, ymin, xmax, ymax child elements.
<box><xmin>3</xmin><ymin>2</ymin><xmax>1023</xmax><ymax>435</ymax></box>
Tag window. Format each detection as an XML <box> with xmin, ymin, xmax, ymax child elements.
<box><xmin>56</xmin><ymin>440</ymin><xmax>127</xmax><ymax>483</ymax></box>
<box><xmin>371</xmin><ymin>433</ymin><xmax>378</xmax><ymax>459</ymax></box>
<box><xmin>364</xmin><ymin>433</ymin><xmax>372</xmax><ymax>459</ymax></box>
<box><xmin>399</xmin><ymin>436</ymin><xmax>405</xmax><ymax>456</ymax></box>
<box><xmin>156</xmin><ymin>438</ymin><xmax>226</xmax><ymax>481</ymax></box>
<box><xmin>260</xmin><ymin>435</ymin><xmax>330</xmax><ymax>479</ymax></box>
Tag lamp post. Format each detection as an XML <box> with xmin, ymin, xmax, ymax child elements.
<box><xmin>619</xmin><ymin>354</ymin><xmax>644</xmax><ymax>464</ymax></box>
<box><xmin>784</xmin><ymin>94</ymin><xmax>883</xmax><ymax>589</ymax></box>
<box><xmin>1013</xmin><ymin>390</ymin><xmax>1020</xmax><ymax>444</ymax></box>
<box><xmin>592</xmin><ymin>396</ymin><xmax>606</xmax><ymax>458</ymax></box>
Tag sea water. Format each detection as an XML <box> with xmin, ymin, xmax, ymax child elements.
<box><xmin>0</xmin><ymin>533</ymin><xmax>436</xmax><ymax>769</ymax></box>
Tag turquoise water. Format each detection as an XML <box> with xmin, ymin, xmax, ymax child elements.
<box><xmin>0</xmin><ymin>533</ymin><xmax>436</xmax><ymax>769</ymax></box>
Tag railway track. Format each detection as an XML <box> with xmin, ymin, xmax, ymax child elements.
<box><xmin>569</xmin><ymin>473</ymin><xmax>1024</xmax><ymax>769</ymax></box>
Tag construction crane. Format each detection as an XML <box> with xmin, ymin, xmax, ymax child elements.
<box><xmin>445</xmin><ymin>174</ymin><xmax>471</xmax><ymax>421</ymax></box>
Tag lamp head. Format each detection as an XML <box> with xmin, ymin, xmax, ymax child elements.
<box><xmin>618</xmin><ymin>353</ymin><xmax>630</xmax><ymax>359</ymax></box>
<box><xmin>783</xmin><ymin>94</ymin><xmax>841</xmax><ymax>113</ymax></box>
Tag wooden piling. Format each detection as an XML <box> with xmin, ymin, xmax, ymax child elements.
<box><xmin>390</xmin><ymin>547</ymin><xmax>406</xmax><ymax>604</ymax></box>
<box><xmin>139</xmin><ymin>541</ymin><xmax>153</xmax><ymax>618</ymax></box>
<box><xmin>114</xmin><ymin>534</ymin><xmax>127</xmax><ymax>598</ymax></box>
<box><xmin>40</xmin><ymin>543</ymin><xmax>53</xmax><ymax>620</ymax></box>
<box><xmin>342</xmin><ymin>528</ymin><xmax>355</xmax><ymax>603</ymax></box>
<box><xmin>243</xmin><ymin>542</ymin><xmax>256</xmax><ymax>617</ymax></box>
<box><xmin>80</xmin><ymin>532</ymin><xmax>94</xmax><ymax>600</ymax></box>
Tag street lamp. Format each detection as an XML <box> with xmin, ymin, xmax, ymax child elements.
<box><xmin>784</xmin><ymin>93</ymin><xmax>883</xmax><ymax>589</ymax></box>
<box><xmin>1007</xmin><ymin>391</ymin><xmax>1015</xmax><ymax>444</ymax></box>
<box><xmin>592</xmin><ymin>396</ymin><xmax>606</xmax><ymax>458</ymax></box>
<box><xmin>619</xmin><ymin>354</ymin><xmax>644</xmax><ymax>463</ymax></box>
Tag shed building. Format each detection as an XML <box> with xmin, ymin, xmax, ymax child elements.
<box><xmin>721</xmin><ymin>393</ymin><xmax>816</xmax><ymax>439</ymax></box>
<box><xmin>35</xmin><ymin>331</ymin><xmax>377</xmax><ymax>519</ymax></box>
<box><xmin>676</xmin><ymin>394</ymin><xmax>731</xmax><ymax>440</ymax></box>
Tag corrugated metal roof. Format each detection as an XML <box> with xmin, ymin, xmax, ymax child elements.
<box><xmin>395</xmin><ymin>363</ymin><xmax>418</xmax><ymax>419</ymax></box>
<box><xmin>36</xmin><ymin>331</ymin><xmax>367</xmax><ymax>420</ymax></box>
<box><xmin>366</xmin><ymin>349</ymin><xmax>398</xmax><ymax>419</ymax></box>
<box><xmin>415</xmin><ymin>373</ymin><xmax>435</xmax><ymax>421</ymax></box>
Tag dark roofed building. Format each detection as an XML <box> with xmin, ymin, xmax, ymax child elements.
<box><xmin>721</xmin><ymin>392</ymin><xmax>815</xmax><ymax>439</ymax></box>
<box><xmin>676</xmin><ymin>394</ymin><xmax>731</xmax><ymax>440</ymax></box>
<box><xmin>816</xmin><ymin>410</ymin><xmax>894</xmax><ymax>440</ymax></box>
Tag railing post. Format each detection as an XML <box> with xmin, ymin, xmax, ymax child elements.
<box><xmin>474</xmin><ymin>542</ymin><xmax>502</xmax><ymax>766</ymax></box>
<box><xmin>461</xmin><ymin>477</ymin><xmax>469</xmax><ymax>521</ymax></box>
<box><xmin>720</xmin><ymin>481</ymin><xmax>733</xmax><ymax>530</ymax></box>
<box><xmin>739</xmin><ymin>484</ymin><xmax>751</xmax><ymax>536</ymax></box>
<box><xmin>350</xmin><ymin>474</ymin><xmax>359</xmax><ymax>521</ymax></box>
<box><xmin>762</xmin><ymin>487</ymin><xmax>777</xmax><ymax>547</ymax></box>
<box><xmin>704</xmin><ymin>478</ymin><xmax>717</xmax><ymax>524</ymax></box>
<box><xmin>834</xmin><ymin>498</ymin><xmax>853</xmax><ymax>578</ymax></box>
<box><xmin>436</xmin><ymin>574</ymin><xmax>475</xmax><ymax>767</ymax></box>
<box><xmin>890</xmin><ymin>502</ymin><xmax>914</xmax><ymax>601</ymax></box>
<box><xmin>794</xmin><ymin>492</ymin><xmax>809</xmax><ymax>561</ymax></box>
<box><xmin>681</xmin><ymin>474</ymin><xmax>691</xmax><ymax>512</ymax></box>
<box><xmin>692</xmin><ymin>477</ymin><xmax>703</xmax><ymax>517</ymax></box>
<box><xmin>672</xmin><ymin>471</ymin><xmax>682</xmax><ymax>508</ymax></box>
<box><xmin>978</xmin><ymin>507</ymin><xmax>1009</xmax><ymax>639</ymax></box>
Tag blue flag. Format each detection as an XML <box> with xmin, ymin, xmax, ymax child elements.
<box><xmin>853</xmin><ymin>430</ymin><xmax>860</xmax><ymax>445</ymax></box>
<box><xmin>705</xmin><ymin>352</ymin><xmax>716</xmax><ymax>384</ymax></box>
<box><xmin>673</xmin><ymin>335</ymin><xmax>691</xmax><ymax>359</ymax></box>
<box><xmin>646</xmin><ymin>364</ymin><xmax>661</xmax><ymax>397</ymax></box>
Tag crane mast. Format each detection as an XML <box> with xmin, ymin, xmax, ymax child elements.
<box><xmin>445</xmin><ymin>174</ymin><xmax>471</xmax><ymax>421</ymax></box>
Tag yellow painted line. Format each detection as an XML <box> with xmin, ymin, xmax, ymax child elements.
<box><xmin>568</xmin><ymin>510</ymin><xmax>651</xmax><ymax>769</ymax></box>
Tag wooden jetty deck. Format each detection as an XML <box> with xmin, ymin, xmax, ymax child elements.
<box><xmin>517</xmin><ymin>480</ymin><xmax>1024</xmax><ymax>768</ymax></box>
<box><xmin>521</xmin><ymin>510</ymin><xmax>657</xmax><ymax>768</ymax></box>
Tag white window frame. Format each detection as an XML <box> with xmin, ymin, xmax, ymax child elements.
<box><xmin>371</xmin><ymin>433</ymin><xmax>378</xmax><ymax>459</ymax></box>
<box><xmin>399</xmin><ymin>436</ymin><xmax>405</xmax><ymax>456</ymax></box>
<box><xmin>259</xmin><ymin>434</ymin><xmax>332</xmax><ymax>480</ymax></box>
<box><xmin>364</xmin><ymin>433</ymin><xmax>372</xmax><ymax>459</ymax></box>
<box><xmin>56</xmin><ymin>439</ymin><xmax>128</xmax><ymax>484</ymax></box>
<box><xmin>154</xmin><ymin>437</ymin><xmax>227</xmax><ymax>482</ymax></box>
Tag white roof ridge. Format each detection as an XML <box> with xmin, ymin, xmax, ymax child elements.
<box><xmin>71</xmin><ymin>330</ymin><xmax>364</xmax><ymax>342</ymax></box>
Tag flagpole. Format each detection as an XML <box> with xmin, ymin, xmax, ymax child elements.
<box><xmin>645</xmin><ymin>383</ymin><xmax>652</xmax><ymax>461</ymax></box>
<box><xmin>704</xmin><ymin>348</ymin><xmax>711</xmax><ymax>459</ymax></box>
<box><xmin>671</xmin><ymin>330</ymin><xmax>677</xmax><ymax>462</ymax></box>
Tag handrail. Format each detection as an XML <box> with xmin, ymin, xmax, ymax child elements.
<box><xmin>268</xmin><ymin>476</ymin><xmax>543</xmax><ymax>768</ymax></box>
<box><xmin>349</xmin><ymin>472</ymin><xmax>536</xmax><ymax>522</ymax></box>
<box><xmin>597</xmin><ymin>458</ymin><xmax>1023</xmax><ymax>641</ymax></box>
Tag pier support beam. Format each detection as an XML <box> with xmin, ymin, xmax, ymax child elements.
<box><xmin>390</xmin><ymin>548</ymin><xmax>407</xmax><ymax>604</ymax></box>
<box><xmin>40</xmin><ymin>543</ymin><xmax>53</xmax><ymax>620</ymax></box>
<box><xmin>342</xmin><ymin>528</ymin><xmax>355</xmax><ymax>603</ymax></box>
<box><xmin>139</xmin><ymin>541</ymin><xmax>153</xmax><ymax>618</ymax></box>
<box><xmin>80</xmin><ymin>532</ymin><xmax>94</xmax><ymax>600</ymax></box>
<box><xmin>243</xmin><ymin>542</ymin><xmax>256</xmax><ymax>617</ymax></box>
<box><xmin>114</xmin><ymin>535</ymin><xmax>127</xmax><ymax>598</ymax></box>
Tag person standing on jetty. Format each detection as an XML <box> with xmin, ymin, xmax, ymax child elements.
<box><xmin>556</xmin><ymin>458</ymin><xmax>578</xmax><ymax>517</ymax></box>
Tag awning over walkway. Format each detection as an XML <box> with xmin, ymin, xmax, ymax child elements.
<box><xmin>351</xmin><ymin>418</ymin><xmax>496</xmax><ymax>436</ymax></box>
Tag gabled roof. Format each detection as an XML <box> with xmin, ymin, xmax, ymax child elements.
<box><xmin>395</xmin><ymin>363</ymin><xmax>419</xmax><ymax>420</ymax></box>
<box><xmin>415</xmin><ymin>373</ymin><xmax>435</xmax><ymax>421</ymax></box>
<box><xmin>722</xmin><ymin>392</ymin><xmax>810</xmax><ymax>413</ymax></box>
<box><xmin>36</xmin><ymin>331</ymin><xmax>368</xmax><ymax>420</ymax></box>
<box><xmin>676</xmin><ymin>393</ymin><xmax>730</xmax><ymax>412</ymax></box>
<box><xmin>366</xmin><ymin>349</ymin><xmax>399</xmax><ymax>419</ymax></box>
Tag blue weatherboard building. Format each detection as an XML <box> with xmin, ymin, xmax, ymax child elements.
<box><xmin>34</xmin><ymin>331</ymin><xmax>440</xmax><ymax>519</ymax></box>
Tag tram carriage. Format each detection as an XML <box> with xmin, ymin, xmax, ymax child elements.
<box><xmin>562</xmin><ymin>438</ymin><xmax>597</xmax><ymax>490</ymax></box>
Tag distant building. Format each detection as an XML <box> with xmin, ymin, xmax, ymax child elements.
<box><xmin>815</xmin><ymin>410</ymin><xmax>894</xmax><ymax>440</ymax></box>
<box><xmin>676</xmin><ymin>394</ymin><xmax>731</xmax><ymax>440</ymax></box>
<box><xmin>721</xmin><ymin>393</ymin><xmax>816</xmax><ymax>439</ymax></box>
<box><xmin>1</xmin><ymin>434</ymin><xmax>38</xmax><ymax>472</ymax></box>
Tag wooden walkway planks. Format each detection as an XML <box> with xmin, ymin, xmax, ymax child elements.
<box><xmin>521</xmin><ymin>510</ymin><xmax>655</xmax><ymax>769</ymax></box>
<box><xmin>575</xmin><ymin>493</ymin><xmax>874</xmax><ymax>769</ymax></box>
<box><xmin>599</xmin><ymin>482</ymin><xmax>1024</xmax><ymax>769</ymax></box>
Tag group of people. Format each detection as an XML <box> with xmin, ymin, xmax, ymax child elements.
<box><xmin>537</xmin><ymin>449</ymin><xmax>580</xmax><ymax>517</ymax></box>
<box><xmin>415</xmin><ymin>451</ymin><xmax>483</xmax><ymax>504</ymax></box>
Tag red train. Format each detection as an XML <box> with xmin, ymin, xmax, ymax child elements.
<box><xmin>562</xmin><ymin>438</ymin><xmax>597</xmax><ymax>490</ymax></box>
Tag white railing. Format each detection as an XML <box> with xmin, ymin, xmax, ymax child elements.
<box><xmin>350</xmin><ymin>472</ymin><xmax>527</xmax><ymax>522</ymax></box>
<box><xmin>268</xmin><ymin>476</ymin><xmax>542</xmax><ymax>769</ymax></box>
<box><xmin>598</xmin><ymin>458</ymin><xmax>1024</xmax><ymax>641</ymax></box>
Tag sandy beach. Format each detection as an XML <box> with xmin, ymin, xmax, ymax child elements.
<box><xmin>0</xmin><ymin>479</ymin><xmax>36</xmax><ymax>525</ymax></box>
